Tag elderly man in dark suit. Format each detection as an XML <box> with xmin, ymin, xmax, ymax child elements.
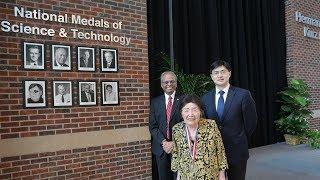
<box><xmin>80</xmin><ymin>50</ymin><xmax>93</xmax><ymax>68</ymax></box>
<box><xmin>149</xmin><ymin>71</ymin><xmax>183</xmax><ymax>180</ymax></box>
<box><xmin>202</xmin><ymin>60</ymin><xmax>257</xmax><ymax>180</ymax></box>
<box><xmin>54</xmin><ymin>47</ymin><xmax>69</xmax><ymax>67</ymax></box>
<box><xmin>81</xmin><ymin>83</ymin><xmax>94</xmax><ymax>102</ymax></box>
<box><xmin>103</xmin><ymin>51</ymin><xmax>115</xmax><ymax>69</ymax></box>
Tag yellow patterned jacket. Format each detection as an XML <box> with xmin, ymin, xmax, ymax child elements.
<box><xmin>171</xmin><ymin>119</ymin><xmax>228</xmax><ymax>179</ymax></box>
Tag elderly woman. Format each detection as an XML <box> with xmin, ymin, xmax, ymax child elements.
<box><xmin>171</xmin><ymin>94</ymin><xmax>228</xmax><ymax>179</ymax></box>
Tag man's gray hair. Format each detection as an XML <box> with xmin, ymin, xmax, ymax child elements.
<box><xmin>160</xmin><ymin>71</ymin><xmax>177</xmax><ymax>82</ymax></box>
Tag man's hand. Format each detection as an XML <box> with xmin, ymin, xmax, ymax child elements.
<box><xmin>162</xmin><ymin>140</ymin><xmax>173</xmax><ymax>154</ymax></box>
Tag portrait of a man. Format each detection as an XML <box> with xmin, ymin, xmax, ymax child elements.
<box><xmin>102</xmin><ymin>81</ymin><xmax>119</xmax><ymax>105</ymax></box>
<box><xmin>78</xmin><ymin>47</ymin><xmax>95</xmax><ymax>71</ymax></box>
<box><xmin>101</xmin><ymin>48</ymin><xmax>118</xmax><ymax>72</ymax></box>
<box><xmin>79</xmin><ymin>82</ymin><xmax>96</xmax><ymax>106</ymax></box>
<box><xmin>53</xmin><ymin>81</ymin><xmax>72</xmax><ymax>107</ymax></box>
<box><xmin>52</xmin><ymin>45</ymin><xmax>71</xmax><ymax>70</ymax></box>
<box><xmin>23</xmin><ymin>42</ymin><xmax>44</xmax><ymax>70</ymax></box>
<box><xmin>24</xmin><ymin>80</ymin><xmax>46</xmax><ymax>108</ymax></box>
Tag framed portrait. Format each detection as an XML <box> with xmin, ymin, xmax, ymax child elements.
<box><xmin>77</xmin><ymin>47</ymin><xmax>95</xmax><ymax>71</ymax></box>
<box><xmin>101</xmin><ymin>81</ymin><xmax>119</xmax><ymax>105</ymax></box>
<box><xmin>23</xmin><ymin>80</ymin><xmax>47</xmax><ymax>108</ymax></box>
<box><xmin>78</xmin><ymin>81</ymin><xmax>96</xmax><ymax>106</ymax></box>
<box><xmin>52</xmin><ymin>44</ymin><xmax>71</xmax><ymax>71</ymax></box>
<box><xmin>101</xmin><ymin>48</ymin><xmax>118</xmax><ymax>72</ymax></box>
<box><xmin>23</xmin><ymin>42</ymin><xmax>45</xmax><ymax>70</ymax></box>
<box><xmin>53</xmin><ymin>81</ymin><xmax>73</xmax><ymax>107</ymax></box>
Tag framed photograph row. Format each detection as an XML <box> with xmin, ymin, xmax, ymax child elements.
<box><xmin>23</xmin><ymin>42</ymin><xmax>118</xmax><ymax>72</ymax></box>
<box><xmin>23</xmin><ymin>80</ymin><xmax>119</xmax><ymax>108</ymax></box>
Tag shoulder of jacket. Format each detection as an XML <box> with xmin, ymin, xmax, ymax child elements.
<box><xmin>202</xmin><ymin>90</ymin><xmax>214</xmax><ymax>97</ymax></box>
<box><xmin>173</xmin><ymin>122</ymin><xmax>183</xmax><ymax>130</ymax></box>
<box><xmin>151</xmin><ymin>95</ymin><xmax>164</xmax><ymax>102</ymax></box>
<box><xmin>201</xmin><ymin>118</ymin><xmax>217</xmax><ymax>127</ymax></box>
<box><xmin>230</xmin><ymin>86</ymin><xmax>250</xmax><ymax>94</ymax></box>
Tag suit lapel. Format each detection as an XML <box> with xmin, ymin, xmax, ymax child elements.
<box><xmin>222</xmin><ymin>86</ymin><xmax>235</xmax><ymax>121</ymax></box>
<box><xmin>170</xmin><ymin>95</ymin><xmax>180</xmax><ymax>121</ymax></box>
<box><xmin>210</xmin><ymin>90</ymin><xmax>219</xmax><ymax>120</ymax></box>
<box><xmin>159</xmin><ymin>95</ymin><xmax>166</xmax><ymax>126</ymax></box>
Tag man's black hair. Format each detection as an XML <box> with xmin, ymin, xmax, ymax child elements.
<box><xmin>209</xmin><ymin>59</ymin><xmax>232</xmax><ymax>72</ymax></box>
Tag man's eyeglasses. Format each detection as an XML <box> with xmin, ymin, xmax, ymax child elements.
<box><xmin>162</xmin><ymin>80</ymin><xmax>176</xmax><ymax>85</ymax></box>
<box><xmin>212</xmin><ymin>70</ymin><xmax>228</xmax><ymax>76</ymax></box>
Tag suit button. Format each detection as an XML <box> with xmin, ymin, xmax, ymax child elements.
<box><xmin>218</xmin><ymin>126</ymin><xmax>222</xmax><ymax>129</ymax></box>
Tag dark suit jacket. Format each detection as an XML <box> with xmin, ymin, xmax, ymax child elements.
<box><xmin>80</xmin><ymin>57</ymin><xmax>93</xmax><ymax>68</ymax></box>
<box><xmin>149</xmin><ymin>94</ymin><xmax>183</xmax><ymax>156</ymax></box>
<box><xmin>103</xmin><ymin>60</ymin><xmax>115</xmax><ymax>69</ymax></box>
<box><xmin>81</xmin><ymin>91</ymin><xmax>94</xmax><ymax>102</ymax></box>
<box><xmin>202</xmin><ymin>86</ymin><xmax>257</xmax><ymax>165</ymax></box>
<box><xmin>54</xmin><ymin>61</ymin><xmax>69</xmax><ymax>67</ymax></box>
<box><xmin>26</xmin><ymin>59</ymin><xmax>42</xmax><ymax>66</ymax></box>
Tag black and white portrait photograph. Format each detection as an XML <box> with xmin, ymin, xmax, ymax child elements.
<box><xmin>52</xmin><ymin>45</ymin><xmax>71</xmax><ymax>71</ymax></box>
<box><xmin>102</xmin><ymin>81</ymin><xmax>119</xmax><ymax>105</ymax></box>
<box><xmin>23</xmin><ymin>80</ymin><xmax>46</xmax><ymax>108</ymax></box>
<box><xmin>23</xmin><ymin>42</ymin><xmax>45</xmax><ymax>70</ymax></box>
<box><xmin>53</xmin><ymin>81</ymin><xmax>72</xmax><ymax>107</ymax></box>
<box><xmin>101</xmin><ymin>48</ymin><xmax>118</xmax><ymax>72</ymax></box>
<box><xmin>79</xmin><ymin>81</ymin><xmax>96</xmax><ymax>106</ymax></box>
<box><xmin>78</xmin><ymin>47</ymin><xmax>95</xmax><ymax>71</ymax></box>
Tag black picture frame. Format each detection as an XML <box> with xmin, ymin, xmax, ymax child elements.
<box><xmin>101</xmin><ymin>48</ymin><xmax>118</xmax><ymax>72</ymax></box>
<box><xmin>101</xmin><ymin>81</ymin><xmax>119</xmax><ymax>105</ymax></box>
<box><xmin>52</xmin><ymin>81</ymin><xmax>73</xmax><ymax>107</ymax></box>
<box><xmin>78</xmin><ymin>81</ymin><xmax>97</xmax><ymax>106</ymax></box>
<box><xmin>23</xmin><ymin>80</ymin><xmax>47</xmax><ymax>108</ymax></box>
<box><xmin>52</xmin><ymin>44</ymin><xmax>71</xmax><ymax>71</ymax></box>
<box><xmin>23</xmin><ymin>42</ymin><xmax>45</xmax><ymax>70</ymax></box>
<box><xmin>77</xmin><ymin>47</ymin><xmax>95</xmax><ymax>72</ymax></box>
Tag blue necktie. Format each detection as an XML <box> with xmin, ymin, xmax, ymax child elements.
<box><xmin>217</xmin><ymin>90</ymin><xmax>225</xmax><ymax>119</ymax></box>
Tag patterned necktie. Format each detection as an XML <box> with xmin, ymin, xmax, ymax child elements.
<box><xmin>166</xmin><ymin>96</ymin><xmax>173</xmax><ymax>138</ymax></box>
<box><xmin>217</xmin><ymin>91</ymin><xmax>225</xmax><ymax>119</ymax></box>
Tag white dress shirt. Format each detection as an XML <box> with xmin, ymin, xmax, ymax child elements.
<box><xmin>54</xmin><ymin>93</ymin><xmax>71</xmax><ymax>105</ymax></box>
<box><xmin>215</xmin><ymin>85</ymin><xmax>230</xmax><ymax>110</ymax></box>
<box><xmin>165</xmin><ymin>91</ymin><xmax>176</xmax><ymax>108</ymax></box>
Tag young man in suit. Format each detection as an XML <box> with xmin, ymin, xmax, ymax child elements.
<box><xmin>26</xmin><ymin>45</ymin><xmax>42</xmax><ymax>68</ymax></box>
<box><xmin>202</xmin><ymin>60</ymin><xmax>257</xmax><ymax>180</ymax></box>
<box><xmin>149</xmin><ymin>71</ymin><xmax>183</xmax><ymax>180</ymax></box>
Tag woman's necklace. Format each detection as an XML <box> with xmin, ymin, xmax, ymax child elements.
<box><xmin>186</xmin><ymin>126</ymin><xmax>198</xmax><ymax>161</ymax></box>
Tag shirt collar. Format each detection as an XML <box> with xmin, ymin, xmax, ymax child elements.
<box><xmin>164</xmin><ymin>91</ymin><xmax>176</xmax><ymax>100</ymax></box>
<box><xmin>215</xmin><ymin>84</ymin><xmax>230</xmax><ymax>95</ymax></box>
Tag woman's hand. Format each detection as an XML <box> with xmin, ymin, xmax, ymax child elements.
<box><xmin>218</xmin><ymin>170</ymin><xmax>226</xmax><ymax>180</ymax></box>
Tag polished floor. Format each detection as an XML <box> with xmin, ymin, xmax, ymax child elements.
<box><xmin>246</xmin><ymin>143</ymin><xmax>320</xmax><ymax>180</ymax></box>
